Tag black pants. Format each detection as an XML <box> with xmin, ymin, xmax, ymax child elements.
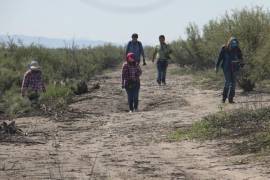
<box><xmin>223</xmin><ymin>69</ymin><xmax>237</xmax><ymax>101</ymax></box>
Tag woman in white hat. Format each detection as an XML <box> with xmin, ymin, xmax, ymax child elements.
<box><xmin>21</xmin><ymin>60</ymin><xmax>46</xmax><ymax>104</ymax></box>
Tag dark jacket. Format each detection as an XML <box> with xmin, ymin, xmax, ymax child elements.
<box><xmin>216</xmin><ymin>42</ymin><xmax>243</xmax><ymax>72</ymax></box>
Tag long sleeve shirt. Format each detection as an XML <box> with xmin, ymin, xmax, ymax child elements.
<box><xmin>216</xmin><ymin>46</ymin><xmax>243</xmax><ymax>72</ymax></box>
<box><xmin>122</xmin><ymin>63</ymin><xmax>142</xmax><ymax>87</ymax></box>
<box><xmin>153</xmin><ymin>43</ymin><xmax>172</xmax><ymax>60</ymax></box>
<box><xmin>21</xmin><ymin>70</ymin><xmax>46</xmax><ymax>93</ymax></box>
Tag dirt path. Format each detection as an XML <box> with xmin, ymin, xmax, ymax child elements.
<box><xmin>1</xmin><ymin>64</ymin><xmax>270</xmax><ymax>180</ymax></box>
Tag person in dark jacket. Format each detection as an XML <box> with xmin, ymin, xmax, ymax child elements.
<box><xmin>216</xmin><ymin>37</ymin><xmax>244</xmax><ymax>103</ymax></box>
<box><xmin>126</xmin><ymin>33</ymin><xmax>146</xmax><ymax>65</ymax></box>
<box><xmin>122</xmin><ymin>53</ymin><xmax>142</xmax><ymax>112</ymax></box>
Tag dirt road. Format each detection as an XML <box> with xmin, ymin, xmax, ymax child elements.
<box><xmin>1</xmin><ymin>63</ymin><xmax>270</xmax><ymax>180</ymax></box>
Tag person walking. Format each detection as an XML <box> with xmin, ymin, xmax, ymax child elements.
<box><xmin>216</xmin><ymin>37</ymin><xmax>244</xmax><ymax>103</ymax></box>
<box><xmin>21</xmin><ymin>60</ymin><xmax>46</xmax><ymax>105</ymax></box>
<box><xmin>126</xmin><ymin>33</ymin><xmax>146</xmax><ymax>65</ymax></box>
<box><xmin>152</xmin><ymin>35</ymin><xmax>172</xmax><ymax>85</ymax></box>
<box><xmin>122</xmin><ymin>53</ymin><xmax>142</xmax><ymax>113</ymax></box>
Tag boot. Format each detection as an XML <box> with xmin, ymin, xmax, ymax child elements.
<box><xmin>222</xmin><ymin>87</ymin><xmax>229</xmax><ymax>103</ymax></box>
<box><xmin>229</xmin><ymin>97</ymin><xmax>235</xmax><ymax>104</ymax></box>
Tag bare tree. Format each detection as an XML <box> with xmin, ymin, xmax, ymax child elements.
<box><xmin>7</xmin><ymin>35</ymin><xmax>17</xmax><ymax>53</ymax></box>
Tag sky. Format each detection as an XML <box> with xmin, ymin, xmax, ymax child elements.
<box><xmin>1</xmin><ymin>0</ymin><xmax>270</xmax><ymax>45</ymax></box>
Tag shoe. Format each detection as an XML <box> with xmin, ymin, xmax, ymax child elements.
<box><xmin>162</xmin><ymin>82</ymin><xmax>166</xmax><ymax>86</ymax></box>
<box><xmin>134</xmin><ymin>109</ymin><xmax>139</xmax><ymax>112</ymax></box>
<box><xmin>222</xmin><ymin>99</ymin><xmax>226</xmax><ymax>103</ymax></box>
<box><xmin>129</xmin><ymin>110</ymin><xmax>133</xmax><ymax>113</ymax></box>
<box><xmin>229</xmin><ymin>98</ymin><xmax>235</xmax><ymax>104</ymax></box>
<box><xmin>157</xmin><ymin>80</ymin><xmax>161</xmax><ymax>85</ymax></box>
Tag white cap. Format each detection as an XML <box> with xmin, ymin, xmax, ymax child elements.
<box><xmin>29</xmin><ymin>60</ymin><xmax>40</xmax><ymax>70</ymax></box>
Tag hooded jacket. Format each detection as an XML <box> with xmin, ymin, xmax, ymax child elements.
<box><xmin>216</xmin><ymin>37</ymin><xmax>243</xmax><ymax>72</ymax></box>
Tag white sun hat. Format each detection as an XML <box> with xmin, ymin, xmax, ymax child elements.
<box><xmin>29</xmin><ymin>60</ymin><xmax>40</xmax><ymax>70</ymax></box>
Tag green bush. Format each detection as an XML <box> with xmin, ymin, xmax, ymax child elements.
<box><xmin>144</xmin><ymin>45</ymin><xmax>155</xmax><ymax>61</ymax></box>
<box><xmin>171</xmin><ymin>23</ymin><xmax>210</xmax><ymax>69</ymax></box>
<box><xmin>0</xmin><ymin>67</ymin><xmax>21</xmax><ymax>92</ymax></box>
<box><xmin>171</xmin><ymin>7</ymin><xmax>270</xmax><ymax>91</ymax></box>
<box><xmin>170</xmin><ymin>107</ymin><xmax>270</xmax><ymax>154</ymax></box>
<box><xmin>40</xmin><ymin>83</ymin><xmax>73</xmax><ymax>110</ymax></box>
<box><xmin>0</xmin><ymin>42</ymin><xmax>124</xmax><ymax>116</ymax></box>
<box><xmin>251</xmin><ymin>34</ymin><xmax>270</xmax><ymax>81</ymax></box>
<box><xmin>2</xmin><ymin>89</ymin><xmax>32</xmax><ymax>117</ymax></box>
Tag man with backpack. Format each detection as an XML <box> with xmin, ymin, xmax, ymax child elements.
<box><xmin>126</xmin><ymin>33</ymin><xmax>146</xmax><ymax>65</ymax></box>
<box><xmin>216</xmin><ymin>37</ymin><xmax>244</xmax><ymax>103</ymax></box>
<box><xmin>152</xmin><ymin>35</ymin><xmax>172</xmax><ymax>85</ymax></box>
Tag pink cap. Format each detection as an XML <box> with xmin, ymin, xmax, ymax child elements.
<box><xmin>126</xmin><ymin>53</ymin><xmax>135</xmax><ymax>62</ymax></box>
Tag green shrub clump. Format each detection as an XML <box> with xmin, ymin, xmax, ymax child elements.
<box><xmin>171</xmin><ymin>107</ymin><xmax>270</xmax><ymax>154</ymax></box>
<box><xmin>40</xmin><ymin>83</ymin><xmax>73</xmax><ymax>110</ymax></box>
<box><xmin>171</xmin><ymin>7</ymin><xmax>270</xmax><ymax>91</ymax></box>
<box><xmin>0</xmin><ymin>42</ymin><xmax>124</xmax><ymax>117</ymax></box>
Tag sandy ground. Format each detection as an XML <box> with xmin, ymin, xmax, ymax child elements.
<box><xmin>1</xmin><ymin>63</ymin><xmax>270</xmax><ymax>180</ymax></box>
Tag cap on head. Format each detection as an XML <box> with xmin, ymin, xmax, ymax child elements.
<box><xmin>231</xmin><ymin>40</ymin><xmax>238</xmax><ymax>48</ymax></box>
<box><xmin>126</xmin><ymin>53</ymin><xmax>135</xmax><ymax>62</ymax></box>
<box><xmin>228</xmin><ymin>36</ymin><xmax>239</xmax><ymax>49</ymax></box>
<box><xmin>29</xmin><ymin>60</ymin><xmax>40</xmax><ymax>70</ymax></box>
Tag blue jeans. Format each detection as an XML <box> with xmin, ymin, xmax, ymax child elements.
<box><xmin>125</xmin><ymin>85</ymin><xmax>140</xmax><ymax>111</ymax></box>
<box><xmin>157</xmin><ymin>60</ymin><xmax>168</xmax><ymax>84</ymax></box>
<box><xmin>223</xmin><ymin>69</ymin><xmax>237</xmax><ymax>100</ymax></box>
